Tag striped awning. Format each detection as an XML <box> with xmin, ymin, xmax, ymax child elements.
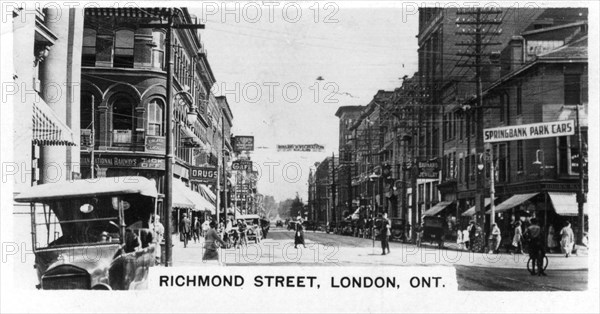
<box><xmin>423</xmin><ymin>201</ymin><xmax>453</xmax><ymax>217</ymax></box>
<box><xmin>494</xmin><ymin>193</ymin><xmax>539</xmax><ymax>213</ymax></box>
<box><xmin>32</xmin><ymin>102</ymin><xmax>76</xmax><ymax>146</ymax></box>
<box><xmin>548</xmin><ymin>192</ymin><xmax>588</xmax><ymax>216</ymax></box>
<box><xmin>463</xmin><ymin>198</ymin><xmax>495</xmax><ymax>216</ymax></box>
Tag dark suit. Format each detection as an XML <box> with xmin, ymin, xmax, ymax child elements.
<box><xmin>180</xmin><ymin>217</ymin><xmax>192</xmax><ymax>247</ymax></box>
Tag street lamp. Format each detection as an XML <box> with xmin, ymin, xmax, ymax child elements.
<box><xmin>369</xmin><ymin>171</ymin><xmax>380</xmax><ymax>248</ymax></box>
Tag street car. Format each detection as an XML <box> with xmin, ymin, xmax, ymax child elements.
<box><xmin>14</xmin><ymin>176</ymin><xmax>159</xmax><ymax>290</ymax></box>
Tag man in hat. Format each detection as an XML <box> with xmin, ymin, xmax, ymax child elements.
<box><xmin>180</xmin><ymin>213</ymin><xmax>192</xmax><ymax>248</ymax></box>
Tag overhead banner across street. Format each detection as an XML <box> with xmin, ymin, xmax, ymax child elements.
<box><xmin>483</xmin><ymin>120</ymin><xmax>575</xmax><ymax>142</ymax></box>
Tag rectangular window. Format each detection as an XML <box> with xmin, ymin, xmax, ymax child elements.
<box><xmin>564</xmin><ymin>74</ymin><xmax>581</xmax><ymax>105</ymax></box>
<box><xmin>114</xmin><ymin>30</ymin><xmax>134</xmax><ymax>68</ymax></box>
<box><xmin>517</xmin><ymin>140</ymin><xmax>524</xmax><ymax>172</ymax></box>
<box><xmin>499</xmin><ymin>94</ymin><xmax>505</xmax><ymax>123</ymax></box>
<box><xmin>82</xmin><ymin>29</ymin><xmax>96</xmax><ymax>66</ymax></box>
<box><xmin>516</xmin><ymin>84</ymin><xmax>523</xmax><ymax>115</ymax></box>
<box><xmin>465</xmin><ymin>156</ymin><xmax>470</xmax><ymax>182</ymax></box>
<box><xmin>459</xmin><ymin>158</ymin><xmax>464</xmax><ymax>183</ymax></box>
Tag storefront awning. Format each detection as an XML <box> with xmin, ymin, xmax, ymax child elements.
<box><xmin>494</xmin><ymin>193</ymin><xmax>539</xmax><ymax>213</ymax></box>
<box><xmin>33</xmin><ymin>101</ymin><xmax>76</xmax><ymax>146</ymax></box>
<box><xmin>462</xmin><ymin>198</ymin><xmax>495</xmax><ymax>216</ymax></box>
<box><xmin>423</xmin><ymin>201</ymin><xmax>453</xmax><ymax>217</ymax></box>
<box><xmin>548</xmin><ymin>192</ymin><xmax>588</xmax><ymax>216</ymax></box>
<box><xmin>199</xmin><ymin>184</ymin><xmax>216</xmax><ymax>204</ymax></box>
<box><xmin>172</xmin><ymin>180</ymin><xmax>194</xmax><ymax>210</ymax></box>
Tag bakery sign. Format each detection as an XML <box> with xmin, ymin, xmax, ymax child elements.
<box><xmin>190</xmin><ymin>166</ymin><xmax>218</xmax><ymax>182</ymax></box>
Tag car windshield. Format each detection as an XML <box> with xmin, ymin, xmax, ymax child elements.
<box><xmin>32</xmin><ymin>194</ymin><xmax>154</xmax><ymax>249</ymax></box>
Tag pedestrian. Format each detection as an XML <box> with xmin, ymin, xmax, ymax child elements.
<box><xmin>179</xmin><ymin>213</ymin><xmax>191</xmax><ymax>248</ymax></box>
<box><xmin>151</xmin><ymin>215</ymin><xmax>164</xmax><ymax>265</ymax></box>
<box><xmin>415</xmin><ymin>222</ymin><xmax>424</xmax><ymax>247</ymax></box>
<box><xmin>547</xmin><ymin>224</ymin><xmax>557</xmax><ymax>253</ymax></box>
<box><xmin>456</xmin><ymin>229</ymin><xmax>464</xmax><ymax>250</ymax></box>
<box><xmin>237</xmin><ymin>219</ymin><xmax>248</xmax><ymax>248</ymax></box>
<box><xmin>512</xmin><ymin>221</ymin><xmax>523</xmax><ymax>254</ymax></box>
<box><xmin>490</xmin><ymin>223</ymin><xmax>501</xmax><ymax>254</ymax></box>
<box><xmin>524</xmin><ymin>218</ymin><xmax>546</xmax><ymax>276</ymax></box>
<box><xmin>560</xmin><ymin>221</ymin><xmax>575</xmax><ymax>257</ymax></box>
<box><xmin>203</xmin><ymin>221</ymin><xmax>226</xmax><ymax>262</ymax></box>
<box><xmin>467</xmin><ymin>221</ymin><xmax>476</xmax><ymax>251</ymax></box>
<box><xmin>471</xmin><ymin>223</ymin><xmax>484</xmax><ymax>252</ymax></box>
<box><xmin>381</xmin><ymin>213</ymin><xmax>391</xmax><ymax>255</ymax></box>
<box><xmin>192</xmin><ymin>217</ymin><xmax>201</xmax><ymax>243</ymax></box>
<box><xmin>294</xmin><ymin>216</ymin><xmax>306</xmax><ymax>249</ymax></box>
<box><xmin>202</xmin><ymin>218</ymin><xmax>210</xmax><ymax>237</ymax></box>
<box><xmin>462</xmin><ymin>225</ymin><xmax>470</xmax><ymax>250</ymax></box>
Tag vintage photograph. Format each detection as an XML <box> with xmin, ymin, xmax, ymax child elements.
<box><xmin>1</xmin><ymin>1</ymin><xmax>597</xmax><ymax>312</ymax></box>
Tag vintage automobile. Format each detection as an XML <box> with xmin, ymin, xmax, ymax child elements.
<box><xmin>237</xmin><ymin>214</ymin><xmax>262</xmax><ymax>243</ymax></box>
<box><xmin>422</xmin><ymin>216</ymin><xmax>447</xmax><ymax>248</ymax></box>
<box><xmin>14</xmin><ymin>176</ymin><xmax>159</xmax><ymax>290</ymax></box>
<box><xmin>389</xmin><ymin>218</ymin><xmax>408</xmax><ymax>243</ymax></box>
<box><xmin>275</xmin><ymin>220</ymin><xmax>284</xmax><ymax>228</ymax></box>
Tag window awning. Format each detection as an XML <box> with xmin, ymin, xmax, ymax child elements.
<box><xmin>423</xmin><ymin>201</ymin><xmax>453</xmax><ymax>217</ymax></box>
<box><xmin>181</xmin><ymin>126</ymin><xmax>202</xmax><ymax>147</ymax></box>
<box><xmin>32</xmin><ymin>101</ymin><xmax>76</xmax><ymax>146</ymax></box>
<box><xmin>198</xmin><ymin>184</ymin><xmax>216</xmax><ymax>204</ymax></box>
<box><xmin>548</xmin><ymin>192</ymin><xmax>588</xmax><ymax>216</ymax></box>
<box><xmin>494</xmin><ymin>193</ymin><xmax>539</xmax><ymax>213</ymax></box>
<box><xmin>172</xmin><ymin>180</ymin><xmax>194</xmax><ymax>210</ymax></box>
<box><xmin>462</xmin><ymin>198</ymin><xmax>496</xmax><ymax>216</ymax></box>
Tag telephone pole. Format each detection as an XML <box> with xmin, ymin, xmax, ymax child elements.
<box><xmin>456</xmin><ymin>8</ymin><xmax>502</xmax><ymax>246</ymax></box>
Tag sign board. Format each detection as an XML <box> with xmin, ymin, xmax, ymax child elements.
<box><xmin>233</xmin><ymin>136</ymin><xmax>254</xmax><ymax>151</ymax></box>
<box><xmin>190</xmin><ymin>166</ymin><xmax>218</xmax><ymax>182</ymax></box>
<box><xmin>484</xmin><ymin>120</ymin><xmax>575</xmax><ymax>143</ymax></box>
<box><xmin>81</xmin><ymin>155</ymin><xmax>165</xmax><ymax>170</ymax></box>
<box><xmin>417</xmin><ymin>160</ymin><xmax>439</xmax><ymax>179</ymax></box>
<box><xmin>145</xmin><ymin>136</ymin><xmax>165</xmax><ymax>152</ymax></box>
<box><xmin>277</xmin><ymin>144</ymin><xmax>325</xmax><ymax>152</ymax></box>
<box><xmin>232</xmin><ymin>160</ymin><xmax>253</xmax><ymax>171</ymax></box>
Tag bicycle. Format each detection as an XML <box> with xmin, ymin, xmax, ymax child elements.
<box><xmin>526</xmin><ymin>246</ymin><xmax>549</xmax><ymax>275</ymax></box>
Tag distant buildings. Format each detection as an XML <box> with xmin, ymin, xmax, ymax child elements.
<box><xmin>332</xmin><ymin>8</ymin><xmax>588</xmax><ymax>241</ymax></box>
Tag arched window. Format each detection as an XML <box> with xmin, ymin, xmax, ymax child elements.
<box><xmin>147</xmin><ymin>99</ymin><xmax>164</xmax><ymax>136</ymax></box>
<box><xmin>82</xmin><ymin>28</ymin><xmax>96</xmax><ymax>66</ymax></box>
<box><xmin>112</xmin><ymin>96</ymin><xmax>134</xmax><ymax>144</ymax></box>
<box><xmin>114</xmin><ymin>29</ymin><xmax>134</xmax><ymax>68</ymax></box>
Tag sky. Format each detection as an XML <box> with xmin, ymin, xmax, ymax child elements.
<box><xmin>195</xmin><ymin>3</ymin><xmax>419</xmax><ymax>202</ymax></box>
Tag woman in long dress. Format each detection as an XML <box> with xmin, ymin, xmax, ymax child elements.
<box><xmin>547</xmin><ymin>225</ymin><xmax>557</xmax><ymax>253</ymax></box>
<box><xmin>203</xmin><ymin>221</ymin><xmax>226</xmax><ymax>262</ymax></box>
<box><xmin>294</xmin><ymin>216</ymin><xmax>306</xmax><ymax>249</ymax></box>
<box><xmin>560</xmin><ymin>221</ymin><xmax>575</xmax><ymax>257</ymax></box>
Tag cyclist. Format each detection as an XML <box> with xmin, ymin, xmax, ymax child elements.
<box><xmin>524</xmin><ymin>218</ymin><xmax>547</xmax><ymax>276</ymax></box>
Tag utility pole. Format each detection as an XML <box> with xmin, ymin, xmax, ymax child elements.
<box><xmin>90</xmin><ymin>95</ymin><xmax>95</xmax><ymax>179</ymax></box>
<box><xmin>456</xmin><ymin>8</ymin><xmax>502</xmax><ymax>247</ymax></box>
<box><xmin>331</xmin><ymin>152</ymin><xmax>336</xmax><ymax>227</ymax></box>
<box><xmin>140</xmin><ymin>9</ymin><xmax>205</xmax><ymax>266</ymax></box>
<box><xmin>576</xmin><ymin>104</ymin><xmax>586</xmax><ymax>244</ymax></box>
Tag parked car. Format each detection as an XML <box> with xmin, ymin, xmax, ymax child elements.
<box><xmin>237</xmin><ymin>214</ymin><xmax>262</xmax><ymax>243</ymax></box>
<box><xmin>275</xmin><ymin>220</ymin><xmax>283</xmax><ymax>227</ymax></box>
<box><xmin>14</xmin><ymin>176</ymin><xmax>159</xmax><ymax>290</ymax></box>
<box><xmin>422</xmin><ymin>216</ymin><xmax>447</xmax><ymax>248</ymax></box>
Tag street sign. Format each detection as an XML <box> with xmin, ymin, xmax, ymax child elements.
<box><xmin>233</xmin><ymin>136</ymin><xmax>254</xmax><ymax>151</ymax></box>
<box><xmin>484</xmin><ymin>120</ymin><xmax>575</xmax><ymax>143</ymax></box>
<box><xmin>190</xmin><ymin>166</ymin><xmax>218</xmax><ymax>181</ymax></box>
<box><xmin>232</xmin><ymin>160</ymin><xmax>252</xmax><ymax>171</ymax></box>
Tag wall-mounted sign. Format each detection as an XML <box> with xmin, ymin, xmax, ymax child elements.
<box><xmin>191</xmin><ymin>166</ymin><xmax>218</xmax><ymax>182</ymax></box>
<box><xmin>417</xmin><ymin>160</ymin><xmax>439</xmax><ymax>179</ymax></box>
<box><xmin>145</xmin><ymin>136</ymin><xmax>165</xmax><ymax>152</ymax></box>
<box><xmin>233</xmin><ymin>136</ymin><xmax>254</xmax><ymax>151</ymax></box>
<box><xmin>484</xmin><ymin>120</ymin><xmax>575</xmax><ymax>143</ymax></box>
<box><xmin>232</xmin><ymin>160</ymin><xmax>252</xmax><ymax>171</ymax></box>
<box><xmin>81</xmin><ymin>155</ymin><xmax>165</xmax><ymax>170</ymax></box>
<box><xmin>277</xmin><ymin>144</ymin><xmax>325</xmax><ymax>152</ymax></box>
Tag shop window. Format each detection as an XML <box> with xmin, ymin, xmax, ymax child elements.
<box><xmin>112</xmin><ymin>97</ymin><xmax>134</xmax><ymax>144</ymax></box>
<box><xmin>114</xmin><ymin>30</ymin><xmax>134</xmax><ymax>68</ymax></box>
<box><xmin>82</xmin><ymin>28</ymin><xmax>96</xmax><ymax>66</ymax></box>
<box><xmin>147</xmin><ymin>99</ymin><xmax>164</xmax><ymax>136</ymax></box>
